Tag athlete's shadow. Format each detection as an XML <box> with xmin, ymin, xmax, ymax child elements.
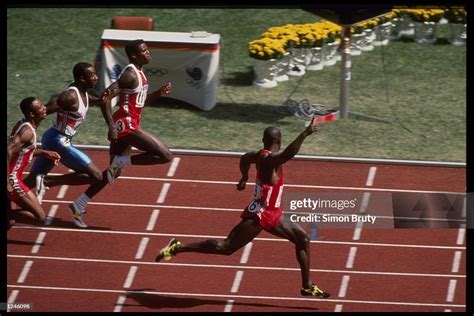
<box><xmin>124</xmin><ymin>289</ymin><xmax>319</xmax><ymax>311</ymax></box>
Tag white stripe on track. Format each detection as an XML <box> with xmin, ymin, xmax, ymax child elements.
<box><xmin>451</xmin><ymin>251</ymin><xmax>462</xmax><ymax>273</ymax></box>
<box><xmin>8</xmin><ymin>290</ymin><xmax>20</xmax><ymax>304</ymax></box>
<box><xmin>446</xmin><ymin>279</ymin><xmax>457</xmax><ymax>302</ymax></box>
<box><xmin>334</xmin><ymin>304</ymin><xmax>343</xmax><ymax>312</ymax></box>
<box><xmin>240</xmin><ymin>242</ymin><xmax>253</xmax><ymax>264</ymax></box>
<box><xmin>456</xmin><ymin>228</ymin><xmax>465</xmax><ymax>245</ymax></box>
<box><xmin>167</xmin><ymin>157</ymin><xmax>181</xmax><ymax>177</ymax></box>
<box><xmin>45</xmin><ymin>205</ymin><xmax>59</xmax><ymax>226</ymax></box>
<box><xmin>12</xmin><ymin>226</ymin><xmax>466</xmax><ymax>250</ymax></box>
<box><xmin>338</xmin><ymin>275</ymin><xmax>350</xmax><ymax>297</ymax></box>
<box><xmin>345</xmin><ymin>247</ymin><xmax>358</xmax><ymax>269</ymax></box>
<box><xmin>366</xmin><ymin>167</ymin><xmax>377</xmax><ymax>186</ymax></box>
<box><xmin>157</xmin><ymin>183</ymin><xmax>170</xmax><ymax>204</ymax></box>
<box><xmin>113</xmin><ymin>295</ymin><xmax>126</xmax><ymax>312</ymax></box>
<box><xmin>135</xmin><ymin>238</ymin><xmax>150</xmax><ymax>260</ymax></box>
<box><xmin>17</xmin><ymin>261</ymin><xmax>33</xmax><ymax>283</ymax></box>
<box><xmin>31</xmin><ymin>232</ymin><xmax>47</xmax><ymax>254</ymax></box>
<box><xmin>8</xmin><ymin>254</ymin><xmax>466</xmax><ymax>278</ymax></box>
<box><xmin>224</xmin><ymin>300</ymin><xmax>234</xmax><ymax>312</ymax></box>
<box><xmin>56</xmin><ymin>185</ymin><xmax>69</xmax><ymax>199</ymax></box>
<box><xmin>230</xmin><ymin>271</ymin><xmax>244</xmax><ymax>293</ymax></box>
<box><xmin>7</xmin><ymin>284</ymin><xmax>466</xmax><ymax>308</ymax></box>
<box><xmin>146</xmin><ymin>210</ymin><xmax>160</xmax><ymax>231</ymax></box>
<box><xmin>123</xmin><ymin>266</ymin><xmax>138</xmax><ymax>289</ymax></box>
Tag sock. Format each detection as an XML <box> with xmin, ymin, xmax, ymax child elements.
<box><xmin>74</xmin><ymin>193</ymin><xmax>90</xmax><ymax>209</ymax></box>
<box><xmin>116</xmin><ymin>155</ymin><xmax>131</xmax><ymax>168</ymax></box>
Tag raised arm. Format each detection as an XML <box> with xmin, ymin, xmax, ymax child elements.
<box><xmin>275</xmin><ymin>116</ymin><xmax>318</xmax><ymax>166</ymax></box>
<box><xmin>236</xmin><ymin>151</ymin><xmax>259</xmax><ymax>191</ymax></box>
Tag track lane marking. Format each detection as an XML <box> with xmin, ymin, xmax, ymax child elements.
<box><xmin>167</xmin><ymin>157</ymin><xmax>181</xmax><ymax>177</ymax></box>
<box><xmin>345</xmin><ymin>247</ymin><xmax>357</xmax><ymax>269</ymax></box>
<box><xmin>56</xmin><ymin>185</ymin><xmax>69</xmax><ymax>199</ymax></box>
<box><xmin>45</xmin><ymin>205</ymin><xmax>59</xmax><ymax>226</ymax></box>
<box><xmin>240</xmin><ymin>242</ymin><xmax>253</xmax><ymax>264</ymax></box>
<box><xmin>446</xmin><ymin>279</ymin><xmax>457</xmax><ymax>302</ymax></box>
<box><xmin>338</xmin><ymin>275</ymin><xmax>350</xmax><ymax>297</ymax></box>
<box><xmin>334</xmin><ymin>304</ymin><xmax>343</xmax><ymax>312</ymax></box>
<box><xmin>11</xmin><ymin>226</ymin><xmax>466</xmax><ymax>249</ymax></box>
<box><xmin>17</xmin><ymin>261</ymin><xmax>33</xmax><ymax>283</ymax></box>
<box><xmin>135</xmin><ymin>238</ymin><xmax>150</xmax><ymax>260</ymax></box>
<box><xmin>31</xmin><ymin>232</ymin><xmax>47</xmax><ymax>254</ymax></box>
<box><xmin>224</xmin><ymin>300</ymin><xmax>234</xmax><ymax>312</ymax></box>
<box><xmin>9</xmin><ymin>254</ymin><xmax>465</xmax><ymax>278</ymax></box>
<box><xmin>8</xmin><ymin>284</ymin><xmax>465</xmax><ymax>307</ymax></box>
<box><xmin>39</xmin><ymin>199</ymin><xmax>467</xmax><ymax>224</ymax></box>
<box><xmin>230</xmin><ymin>271</ymin><xmax>244</xmax><ymax>293</ymax></box>
<box><xmin>157</xmin><ymin>183</ymin><xmax>170</xmax><ymax>204</ymax></box>
<box><xmin>365</xmin><ymin>167</ymin><xmax>377</xmax><ymax>186</ymax></box>
<box><xmin>123</xmin><ymin>266</ymin><xmax>138</xmax><ymax>288</ymax></box>
<box><xmin>146</xmin><ymin>210</ymin><xmax>160</xmax><ymax>231</ymax></box>
<box><xmin>451</xmin><ymin>251</ymin><xmax>462</xmax><ymax>273</ymax></box>
<box><xmin>33</xmin><ymin>172</ymin><xmax>464</xmax><ymax>194</ymax></box>
<box><xmin>113</xmin><ymin>295</ymin><xmax>126</xmax><ymax>312</ymax></box>
<box><xmin>8</xmin><ymin>290</ymin><xmax>19</xmax><ymax>304</ymax></box>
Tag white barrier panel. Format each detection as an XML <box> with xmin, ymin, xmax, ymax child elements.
<box><xmin>98</xmin><ymin>29</ymin><xmax>220</xmax><ymax>111</ymax></box>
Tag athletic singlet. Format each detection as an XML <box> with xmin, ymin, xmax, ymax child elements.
<box><xmin>115</xmin><ymin>63</ymin><xmax>149</xmax><ymax>123</ymax></box>
<box><xmin>8</xmin><ymin>118</ymin><xmax>37</xmax><ymax>176</ymax></box>
<box><xmin>52</xmin><ymin>86</ymin><xmax>89</xmax><ymax>137</ymax></box>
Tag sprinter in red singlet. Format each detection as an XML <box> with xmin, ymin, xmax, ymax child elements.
<box><xmin>155</xmin><ymin>117</ymin><xmax>330</xmax><ymax>298</ymax></box>
<box><xmin>7</xmin><ymin>97</ymin><xmax>60</xmax><ymax>227</ymax></box>
<box><xmin>68</xmin><ymin>40</ymin><xmax>173</xmax><ymax>226</ymax></box>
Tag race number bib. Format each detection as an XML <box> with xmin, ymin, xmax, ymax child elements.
<box><xmin>247</xmin><ymin>199</ymin><xmax>265</xmax><ymax>213</ymax></box>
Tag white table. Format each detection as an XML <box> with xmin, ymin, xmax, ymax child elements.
<box><xmin>97</xmin><ymin>29</ymin><xmax>220</xmax><ymax>111</ymax></box>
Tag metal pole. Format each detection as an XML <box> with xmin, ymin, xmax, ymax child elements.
<box><xmin>339</xmin><ymin>25</ymin><xmax>351</xmax><ymax>119</ymax></box>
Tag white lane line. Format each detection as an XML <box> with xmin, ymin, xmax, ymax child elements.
<box><xmin>224</xmin><ymin>300</ymin><xmax>234</xmax><ymax>312</ymax></box>
<box><xmin>135</xmin><ymin>238</ymin><xmax>150</xmax><ymax>260</ymax></box>
<box><xmin>334</xmin><ymin>304</ymin><xmax>343</xmax><ymax>312</ymax></box>
<box><xmin>451</xmin><ymin>251</ymin><xmax>462</xmax><ymax>273</ymax></box>
<box><xmin>12</xmin><ymin>227</ymin><xmax>467</xmax><ymax>250</ymax></box>
<box><xmin>444</xmin><ymin>309</ymin><xmax>452</xmax><ymax>312</ymax></box>
<box><xmin>123</xmin><ymin>266</ymin><xmax>138</xmax><ymax>289</ymax></box>
<box><xmin>8</xmin><ymin>254</ymin><xmax>467</xmax><ymax>278</ymax></box>
<box><xmin>338</xmin><ymin>275</ymin><xmax>350</xmax><ymax>298</ymax></box>
<box><xmin>352</xmin><ymin>225</ymin><xmax>363</xmax><ymax>241</ymax></box>
<box><xmin>56</xmin><ymin>185</ymin><xmax>69</xmax><ymax>199</ymax></box>
<box><xmin>45</xmin><ymin>204</ymin><xmax>59</xmax><ymax>226</ymax></box>
<box><xmin>8</xmin><ymin>290</ymin><xmax>20</xmax><ymax>304</ymax></box>
<box><xmin>157</xmin><ymin>183</ymin><xmax>171</xmax><ymax>204</ymax></box>
<box><xmin>345</xmin><ymin>247</ymin><xmax>358</xmax><ymax>269</ymax></box>
<box><xmin>240</xmin><ymin>242</ymin><xmax>253</xmax><ymax>264</ymax></box>
<box><xmin>461</xmin><ymin>196</ymin><xmax>466</xmax><ymax>218</ymax></box>
<box><xmin>456</xmin><ymin>227</ymin><xmax>465</xmax><ymax>245</ymax></box>
<box><xmin>8</xmin><ymin>284</ymin><xmax>467</xmax><ymax>307</ymax></box>
<box><xmin>31</xmin><ymin>232</ymin><xmax>47</xmax><ymax>254</ymax></box>
<box><xmin>359</xmin><ymin>192</ymin><xmax>371</xmax><ymax>214</ymax></box>
<box><xmin>230</xmin><ymin>271</ymin><xmax>244</xmax><ymax>293</ymax></box>
<box><xmin>167</xmin><ymin>157</ymin><xmax>181</xmax><ymax>177</ymax></box>
<box><xmin>17</xmin><ymin>261</ymin><xmax>33</xmax><ymax>283</ymax></box>
<box><xmin>365</xmin><ymin>167</ymin><xmax>377</xmax><ymax>186</ymax></box>
<box><xmin>446</xmin><ymin>279</ymin><xmax>457</xmax><ymax>302</ymax></box>
<box><xmin>37</xmin><ymin>172</ymin><xmax>464</xmax><ymax>194</ymax></box>
<box><xmin>39</xmin><ymin>199</ymin><xmax>466</xmax><ymax>223</ymax></box>
<box><xmin>146</xmin><ymin>210</ymin><xmax>160</xmax><ymax>231</ymax></box>
<box><xmin>113</xmin><ymin>295</ymin><xmax>126</xmax><ymax>312</ymax></box>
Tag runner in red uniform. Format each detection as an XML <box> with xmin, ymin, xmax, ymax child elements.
<box><xmin>68</xmin><ymin>39</ymin><xmax>173</xmax><ymax>226</ymax></box>
<box><xmin>155</xmin><ymin>117</ymin><xmax>330</xmax><ymax>298</ymax></box>
<box><xmin>7</xmin><ymin>97</ymin><xmax>60</xmax><ymax>227</ymax></box>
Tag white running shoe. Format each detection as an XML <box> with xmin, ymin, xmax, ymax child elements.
<box><xmin>106</xmin><ymin>155</ymin><xmax>122</xmax><ymax>184</ymax></box>
<box><xmin>35</xmin><ymin>174</ymin><xmax>49</xmax><ymax>204</ymax></box>
<box><xmin>69</xmin><ymin>203</ymin><xmax>88</xmax><ymax>228</ymax></box>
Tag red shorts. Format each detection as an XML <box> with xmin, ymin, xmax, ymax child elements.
<box><xmin>113</xmin><ymin>113</ymin><xmax>141</xmax><ymax>139</ymax></box>
<box><xmin>241</xmin><ymin>206</ymin><xmax>282</xmax><ymax>231</ymax></box>
<box><xmin>8</xmin><ymin>173</ymin><xmax>31</xmax><ymax>203</ymax></box>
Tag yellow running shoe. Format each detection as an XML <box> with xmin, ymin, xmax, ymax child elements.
<box><xmin>301</xmin><ymin>284</ymin><xmax>331</xmax><ymax>298</ymax></box>
<box><xmin>155</xmin><ymin>238</ymin><xmax>181</xmax><ymax>262</ymax></box>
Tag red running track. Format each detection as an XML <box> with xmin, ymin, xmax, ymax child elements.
<box><xmin>7</xmin><ymin>149</ymin><xmax>466</xmax><ymax>312</ymax></box>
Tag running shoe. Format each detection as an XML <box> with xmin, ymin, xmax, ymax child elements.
<box><xmin>155</xmin><ymin>238</ymin><xmax>181</xmax><ymax>262</ymax></box>
<box><xmin>69</xmin><ymin>203</ymin><xmax>88</xmax><ymax>228</ymax></box>
<box><xmin>35</xmin><ymin>174</ymin><xmax>49</xmax><ymax>204</ymax></box>
<box><xmin>106</xmin><ymin>155</ymin><xmax>122</xmax><ymax>184</ymax></box>
<box><xmin>301</xmin><ymin>284</ymin><xmax>331</xmax><ymax>298</ymax></box>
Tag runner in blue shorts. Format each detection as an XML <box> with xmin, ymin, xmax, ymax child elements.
<box><xmin>24</xmin><ymin>62</ymin><xmax>110</xmax><ymax>227</ymax></box>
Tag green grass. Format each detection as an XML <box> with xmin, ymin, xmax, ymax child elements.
<box><xmin>7</xmin><ymin>8</ymin><xmax>466</xmax><ymax>161</ymax></box>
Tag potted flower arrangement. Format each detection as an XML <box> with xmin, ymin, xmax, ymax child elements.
<box><xmin>248</xmin><ymin>38</ymin><xmax>287</xmax><ymax>87</ymax></box>
<box><xmin>444</xmin><ymin>7</ymin><xmax>467</xmax><ymax>45</ymax></box>
<box><xmin>405</xmin><ymin>8</ymin><xmax>444</xmax><ymax>44</ymax></box>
